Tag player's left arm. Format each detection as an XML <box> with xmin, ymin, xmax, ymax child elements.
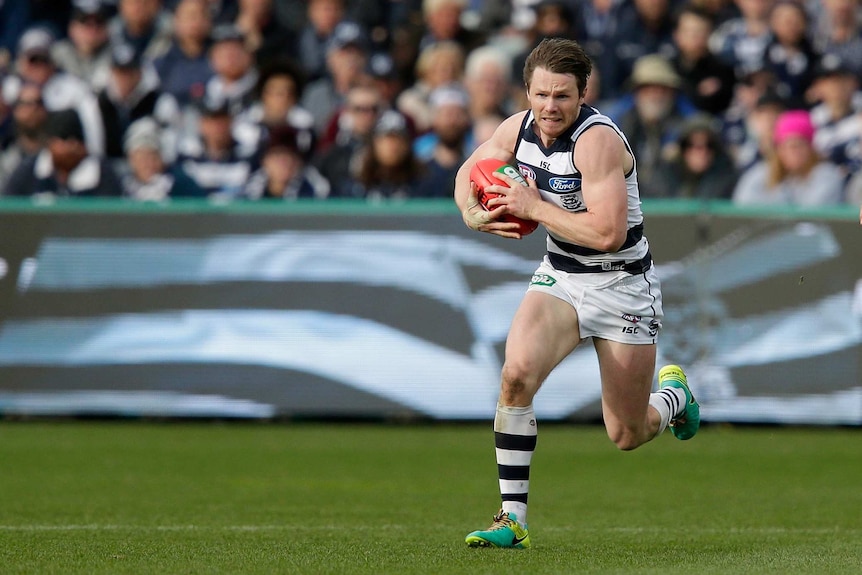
<box><xmin>513</xmin><ymin>125</ymin><xmax>629</xmax><ymax>252</ymax></box>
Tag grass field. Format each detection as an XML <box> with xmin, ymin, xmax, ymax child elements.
<box><xmin>0</xmin><ymin>421</ymin><xmax>860</xmax><ymax>574</ymax></box>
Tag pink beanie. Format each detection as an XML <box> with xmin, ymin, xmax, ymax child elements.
<box><xmin>773</xmin><ymin>110</ymin><xmax>815</xmax><ymax>145</ymax></box>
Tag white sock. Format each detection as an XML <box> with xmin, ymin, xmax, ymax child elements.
<box><xmin>495</xmin><ymin>403</ymin><xmax>537</xmax><ymax>526</ymax></box>
<box><xmin>649</xmin><ymin>387</ymin><xmax>687</xmax><ymax>437</ymax></box>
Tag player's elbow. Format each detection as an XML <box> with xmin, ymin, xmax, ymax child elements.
<box><xmin>594</xmin><ymin>228</ymin><xmax>627</xmax><ymax>253</ymax></box>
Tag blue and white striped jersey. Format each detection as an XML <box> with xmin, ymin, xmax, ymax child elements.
<box><xmin>513</xmin><ymin>105</ymin><xmax>652</xmax><ymax>274</ymax></box>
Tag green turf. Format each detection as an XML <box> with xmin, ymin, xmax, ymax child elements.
<box><xmin>0</xmin><ymin>422</ymin><xmax>859</xmax><ymax>574</ymax></box>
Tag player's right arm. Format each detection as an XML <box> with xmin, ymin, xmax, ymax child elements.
<box><xmin>454</xmin><ymin>112</ymin><xmax>527</xmax><ymax>236</ymax></box>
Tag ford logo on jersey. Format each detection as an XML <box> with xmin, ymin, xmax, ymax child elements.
<box><xmin>549</xmin><ymin>177</ymin><xmax>581</xmax><ymax>192</ymax></box>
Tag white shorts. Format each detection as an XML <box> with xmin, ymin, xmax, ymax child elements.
<box><xmin>527</xmin><ymin>257</ymin><xmax>664</xmax><ymax>344</ymax></box>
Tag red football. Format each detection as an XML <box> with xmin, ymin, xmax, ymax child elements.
<box><xmin>469</xmin><ymin>158</ymin><xmax>539</xmax><ymax>236</ymax></box>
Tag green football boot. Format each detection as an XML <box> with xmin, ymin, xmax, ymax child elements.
<box><xmin>465</xmin><ymin>510</ymin><xmax>531</xmax><ymax>549</ymax></box>
<box><xmin>659</xmin><ymin>364</ymin><xmax>700</xmax><ymax>440</ymax></box>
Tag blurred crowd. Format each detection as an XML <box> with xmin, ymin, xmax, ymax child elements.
<box><xmin>0</xmin><ymin>0</ymin><xmax>859</xmax><ymax>206</ymax></box>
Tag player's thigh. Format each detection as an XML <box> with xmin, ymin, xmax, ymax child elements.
<box><xmin>594</xmin><ymin>338</ymin><xmax>657</xmax><ymax>426</ymax></box>
<box><xmin>504</xmin><ymin>290</ymin><xmax>583</xmax><ymax>388</ymax></box>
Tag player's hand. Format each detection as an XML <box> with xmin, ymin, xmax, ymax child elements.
<box><xmin>462</xmin><ymin>182</ymin><xmax>522</xmax><ymax>238</ymax></box>
<box><xmin>492</xmin><ymin>173</ymin><xmax>542</xmax><ymax>222</ymax></box>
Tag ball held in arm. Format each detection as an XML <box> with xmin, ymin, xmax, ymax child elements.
<box><xmin>469</xmin><ymin>158</ymin><xmax>539</xmax><ymax>236</ymax></box>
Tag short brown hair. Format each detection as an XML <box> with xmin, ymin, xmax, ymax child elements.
<box><xmin>523</xmin><ymin>37</ymin><xmax>592</xmax><ymax>96</ymax></box>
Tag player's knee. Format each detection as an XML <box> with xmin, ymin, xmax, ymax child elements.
<box><xmin>607</xmin><ymin>425</ymin><xmax>644</xmax><ymax>451</ymax></box>
<box><xmin>500</xmin><ymin>362</ymin><xmax>537</xmax><ymax>404</ymax></box>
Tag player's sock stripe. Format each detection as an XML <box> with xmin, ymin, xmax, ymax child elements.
<box><xmin>498</xmin><ymin>464</ymin><xmax>530</xmax><ymax>480</ymax></box>
<box><xmin>501</xmin><ymin>492</ymin><xmax>529</xmax><ymax>504</ymax></box>
<box><xmin>495</xmin><ymin>431</ymin><xmax>537</xmax><ymax>451</ymax></box>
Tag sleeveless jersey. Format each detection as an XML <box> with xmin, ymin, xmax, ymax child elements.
<box><xmin>513</xmin><ymin>105</ymin><xmax>652</xmax><ymax>274</ymax></box>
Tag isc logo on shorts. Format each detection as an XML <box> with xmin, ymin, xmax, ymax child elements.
<box><xmin>530</xmin><ymin>273</ymin><xmax>556</xmax><ymax>287</ymax></box>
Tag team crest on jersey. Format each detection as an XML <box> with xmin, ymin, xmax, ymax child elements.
<box><xmin>518</xmin><ymin>164</ymin><xmax>536</xmax><ymax>181</ymax></box>
<box><xmin>530</xmin><ymin>273</ymin><xmax>556</xmax><ymax>287</ymax></box>
<box><xmin>548</xmin><ymin>177</ymin><xmax>581</xmax><ymax>192</ymax></box>
<box><xmin>560</xmin><ymin>192</ymin><xmax>584</xmax><ymax>211</ymax></box>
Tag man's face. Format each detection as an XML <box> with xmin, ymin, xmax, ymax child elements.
<box><xmin>13</xmin><ymin>85</ymin><xmax>47</xmax><ymax>132</ymax></box>
<box><xmin>173</xmin><ymin>0</ymin><xmax>211</xmax><ymax>44</ymax></box>
<box><xmin>48</xmin><ymin>137</ymin><xmax>87</xmax><ymax>171</ymax></box>
<box><xmin>635</xmin><ymin>84</ymin><xmax>675</xmax><ymax>123</ymax></box>
<box><xmin>210</xmin><ymin>41</ymin><xmax>252</xmax><ymax>81</ymax></box>
<box><xmin>199</xmin><ymin>114</ymin><xmax>233</xmax><ymax>150</ymax></box>
<box><xmin>526</xmin><ymin>67</ymin><xmax>584</xmax><ymax>142</ymax></box>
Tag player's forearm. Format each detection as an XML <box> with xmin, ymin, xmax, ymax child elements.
<box><xmin>530</xmin><ymin>200</ymin><xmax>626</xmax><ymax>252</ymax></box>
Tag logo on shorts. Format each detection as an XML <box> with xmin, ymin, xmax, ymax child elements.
<box><xmin>621</xmin><ymin>313</ymin><xmax>641</xmax><ymax>323</ymax></box>
<box><xmin>648</xmin><ymin>319</ymin><xmax>660</xmax><ymax>337</ymax></box>
<box><xmin>530</xmin><ymin>273</ymin><xmax>556</xmax><ymax>287</ymax></box>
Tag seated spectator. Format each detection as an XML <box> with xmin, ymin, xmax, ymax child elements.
<box><xmin>297</xmin><ymin>0</ymin><xmax>351</xmax><ymax>82</ymax></box>
<box><xmin>51</xmin><ymin>0</ymin><xmax>113</xmax><ymax>89</ymax></box>
<box><xmin>366</xmin><ymin>52</ymin><xmax>404</xmax><ymax>111</ymax></box>
<box><xmin>721</xmin><ymin>70</ymin><xmax>788</xmax><ymax>170</ymax></box>
<box><xmin>121</xmin><ymin>117</ymin><xmax>206</xmax><ymax>200</ymax></box>
<box><xmin>346</xmin><ymin>109</ymin><xmax>425</xmax><ymax>200</ymax></box>
<box><xmin>233</xmin><ymin>0</ymin><xmax>295</xmax><ymax>67</ymax></box>
<box><xmin>607</xmin><ymin>0</ymin><xmax>677</xmax><ymax>88</ymax></box>
<box><xmin>463</xmin><ymin>45</ymin><xmax>513</xmax><ymax>125</ymax></box>
<box><xmin>396</xmin><ymin>40</ymin><xmax>465</xmax><ymax>134</ymax></box>
<box><xmin>808</xmin><ymin>54</ymin><xmax>862</xmax><ymax>176</ymax></box>
<box><xmin>709</xmin><ymin>0</ymin><xmax>772</xmax><ymax>75</ymax></box>
<box><xmin>650</xmin><ymin>114</ymin><xmax>739</xmax><ymax>199</ymax></box>
<box><xmin>811</xmin><ymin>0</ymin><xmax>862</xmax><ymax>78</ymax></box>
<box><xmin>204</xmin><ymin>24</ymin><xmax>259</xmax><ymax>116</ymax></box>
<box><xmin>314</xmin><ymin>82</ymin><xmax>384</xmax><ymax>197</ymax></box>
<box><xmin>414</xmin><ymin>0</ymin><xmax>487</xmax><ymax>56</ymax></box>
<box><xmin>241</xmin><ymin>124</ymin><xmax>330</xmax><ymax>200</ymax></box>
<box><xmin>761</xmin><ymin>0</ymin><xmax>819</xmax><ymax>108</ymax></box>
<box><xmin>573</xmin><ymin>0</ymin><xmax>632</xmax><ymax>103</ymax></box>
<box><xmin>97</xmin><ymin>42</ymin><xmax>181</xmax><ymax>162</ymax></box>
<box><xmin>0</xmin><ymin>83</ymin><xmax>48</xmax><ymax>189</ymax></box>
<box><xmin>3</xmin><ymin>108</ymin><xmax>122</xmax><ymax>198</ymax></box>
<box><xmin>670</xmin><ymin>4</ymin><xmax>736</xmax><ymax>115</ymax></box>
<box><xmin>175</xmin><ymin>94</ymin><xmax>259</xmax><ymax>198</ymax></box>
<box><xmin>301</xmin><ymin>21</ymin><xmax>371</xmax><ymax>136</ymax></box>
<box><xmin>606</xmin><ymin>54</ymin><xmax>698</xmax><ymax>193</ymax></box>
<box><xmin>3</xmin><ymin>27</ymin><xmax>106</xmax><ymax>157</ymax></box>
<box><xmin>152</xmin><ymin>0</ymin><xmax>214</xmax><ymax>106</ymax></box>
<box><xmin>234</xmin><ymin>60</ymin><xmax>315</xmax><ymax>161</ymax></box>
<box><xmin>732</xmin><ymin>109</ymin><xmax>846</xmax><ymax>205</ymax></box>
<box><xmin>109</xmin><ymin>0</ymin><xmax>173</xmax><ymax>63</ymax></box>
<box><xmin>413</xmin><ymin>85</ymin><xmax>472</xmax><ymax>198</ymax></box>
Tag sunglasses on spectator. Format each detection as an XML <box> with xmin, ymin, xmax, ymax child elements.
<box><xmin>26</xmin><ymin>54</ymin><xmax>52</xmax><ymax>65</ymax></box>
<box><xmin>16</xmin><ymin>98</ymin><xmax>44</xmax><ymax>107</ymax></box>
<box><xmin>349</xmin><ymin>104</ymin><xmax>379</xmax><ymax>114</ymax></box>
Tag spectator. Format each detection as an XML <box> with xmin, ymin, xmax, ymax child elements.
<box><xmin>811</xmin><ymin>0</ymin><xmax>862</xmax><ymax>77</ymax></box>
<box><xmin>463</xmin><ymin>45</ymin><xmax>514</xmax><ymax>125</ymax></box>
<box><xmin>607</xmin><ymin>54</ymin><xmax>698</xmax><ymax>193</ymax></box>
<box><xmin>414</xmin><ymin>85</ymin><xmax>472</xmax><ymax>198</ymax></box>
<box><xmin>670</xmin><ymin>4</ymin><xmax>737</xmax><ymax>114</ymax></box>
<box><xmin>176</xmin><ymin>94</ymin><xmax>259</xmax><ymax>198</ymax></box>
<box><xmin>152</xmin><ymin>0</ymin><xmax>214</xmax><ymax>106</ymax></box>
<box><xmin>241</xmin><ymin>124</ymin><xmax>330</xmax><ymax>200</ymax></box>
<box><xmin>709</xmin><ymin>0</ymin><xmax>773</xmax><ymax>75</ymax></box>
<box><xmin>109</xmin><ymin>0</ymin><xmax>173</xmax><ymax>63</ymax></box>
<box><xmin>762</xmin><ymin>0</ymin><xmax>819</xmax><ymax>107</ymax></box>
<box><xmin>314</xmin><ymin>82</ymin><xmax>384</xmax><ymax>197</ymax></box>
<box><xmin>0</xmin><ymin>83</ymin><xmax>48</xmax><ymax>189</ymax></box>
<box><xmin>2</xmin><ymin>27</ymin><xmax>106</xmax><ymax>157</ymax></box>
<box><xmin>3</xmin><ymin>108</ymin><xmax>122</xmax><ymax>197</ymax></box>
<box><xmin>301</xmin><ymin>21</ymin><xmax>371</xmax><ymax>136</ymax></box>
<box><xmin>732</xmin><ymin>109</ymin><xmax>846</xmax><ymax>205</ymax></box>
<box><xmin>415</xmin><ymin>0</ymin><xmax>486</xmax><ymax>55</ymax></box>
<box><xmin>396</xmin><ymin>40</ymin><xmax>465</xmax><ymax>134</ymax></box>
<box><xmin>724</xmin><ymin>85</ymin><xmax>787</xmax><ymax>171</ymax></box>
<box><xmin>121</xmin><ymin>117</ymin><xmax>206</xmax><ymax>200</ymax></box>
<box><xmin>97</xmin><ymin>42</ymin><xmax>181</xmax><ymax>162</ymax></box>
<box><xmin>233</xmin><ymin>0</ymin><xmax>295</xmax><ymax>67</ymax></box>
<box><xmin>608</xmin><ymin>0</ymin><xmax>677</xmax><ymax>87</ymax></box>
<box><xmin>51</xmin><ymin>0</ymin><xmax>114</xmax><ymax>89</ymax></box>
<box><xmin>574</xmin><ymin>0</ymin><xmax>631</xmax><ymax>103</ymax></box>
<box><xmin>296</xmin><ymin>0</ymin><xmax>350</xmax><ymax>82</ymax></box>
<box><xmin>234</xmin><ymin>60</ymin><xmax>315</xmax><ymax>161</ymax></box>
<box><xmin>808</xmin><ymin>54</ymin><xmax>862</xmax><ymax>175</ymax></box>
<box><xmin>366</xmin><ymin>52</ymin><xmax>405</xmax><ymax>111</ymax></box>
<box><xmin>204</xmin><ymin>24</ymin><xmax>259</xmax><ymax>116</ymax></box>
<box><xmin>651</xmin><ymin>114</ymin><xmax>739</xmax><ymax>199</ymax></box>
<box><xmin>347</xmin><ymin>109</ymin><xmax>425</xmax><ymax>200</ymax></box>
